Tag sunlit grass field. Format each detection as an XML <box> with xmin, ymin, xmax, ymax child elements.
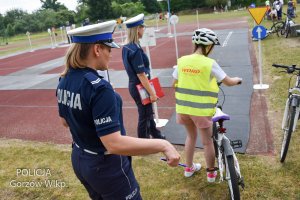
<box><xmin>1</xmin><ymin>6</ymin><xmax>300</xmax><ymax>199</ymax></box>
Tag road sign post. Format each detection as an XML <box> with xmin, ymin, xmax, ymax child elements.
<box><xmin>248</xmin><ymin>7</ymin><xmax>269</xmax><ymax>90</ymax></box>
<box><xmin>26</xmin><ymin>31</ymin><xmax>34</xmax><ymax>52</ymax></box>
<box><xmin>47</xmin><ymin>28</ymin><xmax>55</xmax><ymax>49</ymax></box>
<box><xmin>60</xmin><ymin>27</ymin><xmax>64</xmax><ymax>43</ymax></box>
<box><xmin>196</xmin><ymin>10</ymin><xmax>199</xmax><ymax>29</ymax></box>
<box><xmin>252</xmin><ymin>25</ymin><xmax>269</xmax><ymax>89</ymax></box>
<box><xmin>155</xmin><ymin>13</ymin><xmax>160</xmax><ymax>32</ymax></box>
<box><xmin>170</xmin><ymin>15</ymin><xmax>179</xmax><ymax>61</ymax></box>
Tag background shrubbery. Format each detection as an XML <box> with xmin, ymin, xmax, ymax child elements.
<box><xmin>0</xmin><ymin>0</ymin><xmax>269</xmax><ymax>39</ymax></box>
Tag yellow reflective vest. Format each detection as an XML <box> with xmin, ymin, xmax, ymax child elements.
<box><xmin>175</xmin><ymin>54</ymin><xmax>219</xmax><ymax>116</ymax></box>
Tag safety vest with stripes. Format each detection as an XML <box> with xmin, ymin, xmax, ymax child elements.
<box><xmin>175</xmin><ymin>54</ymin><xmax>219</xmax><ymax>116</ymax></box>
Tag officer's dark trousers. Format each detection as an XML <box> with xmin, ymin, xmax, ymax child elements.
<box><xmin>71</xmin><ymin>146</ymin><xmax>142</xmax><ymax>200</ymax></box>
<box><xmin>129</xmin><ymin>83</ymin><xmax>161</xmax><ymax>138</ymax></box>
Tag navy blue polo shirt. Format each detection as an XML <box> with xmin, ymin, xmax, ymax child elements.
<box><xmin>56</xmin><ymin>67</ymin><xmax>125</xmax><ymax>154</ymax></box>
<box><xmin>122</xmin><ymin>43</ymin><xmax>151</xmax><ymax>85</ymax></box>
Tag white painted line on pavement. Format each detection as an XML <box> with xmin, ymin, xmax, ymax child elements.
<box><xmin>222</xmin><ymin>31</ymin><xmax>233</xmax><ymax>47</ymax></box>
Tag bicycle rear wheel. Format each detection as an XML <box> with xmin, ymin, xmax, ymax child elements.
<box><xmin>280</xmin><ymin>104</ymin><xmax>296</xmax><ymax>162</ymax></box>
<box><xmin>225</xmin><ymin>155</ymin><xmax>240</xmax><ymax>200</ymax></box>
<box><xmin>271</xmin><ymin>21</ymin><xmax>284</xmax><ymax>37</ymax></box>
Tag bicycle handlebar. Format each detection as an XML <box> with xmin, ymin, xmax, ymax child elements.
<box><xmin>272</xmin><ymin>64</ymin><xmax>300</xmax><ymax>73</ymax></box>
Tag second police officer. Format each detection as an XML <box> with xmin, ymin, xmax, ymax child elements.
<box><xmin>122</xmin><ymin>14</ymin><xmax>165</xmax><ymax>139</ymax></box>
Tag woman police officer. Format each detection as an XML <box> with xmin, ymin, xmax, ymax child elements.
<box><xmin>56</xmin><ymin>20</ymin><xmax>180</xmax><ymax>200</ymax></box>
<box><xmin>122</xmin><ymin>14</ymin><xmax>165</xmax><ymax>139</ymax></box>
<box><xmin>172</xmin><ymin>28</ymin><xmax>242</xmax><ymax>181</ymax></box>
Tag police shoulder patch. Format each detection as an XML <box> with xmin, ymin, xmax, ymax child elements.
<box><xmin>84</xmin><ymin>72</ymin><xmax>105</xmax><ymax>89</ymax></box>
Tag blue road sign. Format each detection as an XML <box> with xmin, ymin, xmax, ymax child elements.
<box><xmin>252</xmin><ymin>25</ymin><xmax>267</xmax><ymax>40</ymax></box>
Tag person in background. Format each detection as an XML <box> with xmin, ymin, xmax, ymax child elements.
<box><xmin>269</xmin><ymin>6</ymin><xmax>278</xmax><ymax>21</ymax></box>
<box><xmin>274</xmin><ymin>0</ymin><xmax>283</xmax><ymax>20</ymax></box>
<box><xmin>172</xmin><ymin>28</ymin><xmax>242</xmax><ymax>182</ymax></box>
<box><xmin>83</xmin><ymin>18</ymin><xmax>90</xmax><ymax>26</ymax></box>
<box><xmin>287</xmin><ymin>0</ymin><xmax>296</xmax><ymax>18</ymax></box>
<box><xmin>265</xmin><ymin>0</ymin><xmax>271</xmax><ymax>20</ymax></box>
<box><xmin>57</xmin><ymin>20</ymin><xmax>180</xmax><ymax>200</ymax></box>
<box><xmin>122</xmin><ymin>14</ymin><xmax>166</xmax><ymax>139</ymax></box>
<box><xmin>292</xmin><ymin>0</ymin><xmax>297</xmax><ymax>12</ymax></box>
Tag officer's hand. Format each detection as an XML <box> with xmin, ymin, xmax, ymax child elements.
<box><xmin>150</xmin><ymin>94</ymin><xmax>158</xmax><ymax>103</ymax></box>
<box><xmin>163</xmin><ymin>141</ymin><xmax>180</xmax><ymax>167</ymax></box>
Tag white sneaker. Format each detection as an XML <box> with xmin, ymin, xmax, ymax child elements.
<box><xmin>207</xmin><ymin>170</ymin><xmax>217</xmax><ymax>183</ymax></box>
<box><xmin>184</xmin><ymin>163</ymin><xmax>201</xmax><ymax>177</ymax></box>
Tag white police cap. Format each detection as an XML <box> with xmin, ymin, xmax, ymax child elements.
<box><xmin>124</xmin><ymin>13</ymin><xmax>145</xmax><ymax>28</ymax></box>
<box><xmin>67</xmin><ymin>20</ymin><xmax>120</xmax><ymax>48</ymax></box>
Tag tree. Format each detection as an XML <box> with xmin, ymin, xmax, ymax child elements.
<box><xmin>75</xmin><ymin>2</ymin><xmax>89</xmax><ymax>23</ymax></box>
<box><xmin>86</xmin><ymin>0</ymin><xmax>113</xmax><ymax>20</ymax></box>
<box><xmin>40</xmin><ymin>0</ymin><xmax>67</xmax><ymax>12</ymax></box>
<box><xmin>114</xmin><ymin>0</ymin><xmax>131</xmax><ymax>3</ymax></box>
<box><xmin>141</xmin><ymin>0</ymin><xmax>161</xmax><ymax>13</ymax></box>
<box><xmin>112</xmin><ymin>1</ymin><xmax>145</xmax><ymax>18</ymax></box>
<box><xmin>0</xmin><ymin>14</ymin><xmax>5</xmax><ymax>40</ymax></box>
<box><xmin>6</xmin><ymin>24</ymin><xmax>15</xmax><ymax>36</ymax></box>
<box><xmin>205</xmin><ymin>0</ymin><xmax>227</xmax><ymax>8</ymax></box>
<box><xmin>0</xmin><ymin>14</ymin><xmax>4</xmax><ymax>32</ymax></box>
<box><xmin>3</xmin><ymin>9</ymin><xmax>27</xmax><ymax>28</ymax></box>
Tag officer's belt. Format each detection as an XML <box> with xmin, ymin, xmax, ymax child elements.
<box><xmin>74</xmin><ymin>143</ymin><xmax>110</xmax><ymax>155</ymax></box>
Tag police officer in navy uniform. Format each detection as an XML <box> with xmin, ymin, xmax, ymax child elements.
<box><xmin>56</xmin><ymin>20</ymin><xmax>180</xmax><ymax>200</ymax></box>
<box><xmin>122</xmin><ymin>14</ymin><xmax>165</xmax><ymax>139</ymax></box>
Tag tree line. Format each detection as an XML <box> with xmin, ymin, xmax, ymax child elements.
<box><xmin>0</xmin><ymin>0</ymin><xmax>266</xmax><ymax>38</ymax></box>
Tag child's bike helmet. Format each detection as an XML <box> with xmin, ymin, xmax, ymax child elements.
<box><xmin>192</xmin><ymin>28</ymin><xmax>220</xmax><ymax>46</ymax></box>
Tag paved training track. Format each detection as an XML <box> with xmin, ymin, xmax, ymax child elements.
<box><xmin>0</xmin><ymin>17</ymin><xmax>273</xmax><ymax>154</ymax></box>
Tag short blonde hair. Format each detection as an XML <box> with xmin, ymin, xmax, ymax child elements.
<box><xmin>61</xmin><ymin>43</ymin><xmax>93</xmax><ymax>76</ymax></box>
<box><xmin>126</xmin><ymin>26</ymin><xmax>140</xmax><ymax>44</ymax></box>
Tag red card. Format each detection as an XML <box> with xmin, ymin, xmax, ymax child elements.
<box><xmin>136</xmin><ymin>77</ymin><xmax>164</xmax><ymax>105</ymax></box>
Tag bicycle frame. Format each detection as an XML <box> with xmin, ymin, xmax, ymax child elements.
<box><xmin>282</xmin><ymin>75</ymin><xmax>300</xmax><ymax>131</ymax></box>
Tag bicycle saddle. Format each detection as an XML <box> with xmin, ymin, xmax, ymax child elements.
<box><xmin>212</xmin><ymin>107</ymin><xmax>230</xmax><ymax>122</ymax></box>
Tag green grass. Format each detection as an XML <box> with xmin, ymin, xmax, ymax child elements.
<box><xmin>1</xmin><ymin>7</ymin><xmax>300</xmax><ymax>199</ymax></box>
<box><xmin>146</xmin><ymin>9</ymin><xmax>250</xmax><ymax>26</ymax></box>
<box><xmin>0</xmin><ymin>31</ymin><xmax>66</xmax><ymax>57</ymax></box>
<box><xmin>1</xmin><ymin>139</ymin><xmax>300</xmax><ymax>200</ymax></box>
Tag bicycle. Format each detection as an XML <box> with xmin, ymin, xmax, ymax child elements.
<box><xmin>258</xmin><ymin>19</ymin><xmax>284</xmax><ymax>40</ymax></box>
<box><xmin>212</xmin><ymin>83</ymin><xmax>245</xmax><ymax>200</ymax></box>
<box><xmin>272</xmin><ymin>64</ymin><xmax>300</xmax><ymax>163</ymax></box>
<box><xmin>280</xmin><ymin>13</ymin><xmax>296</xmax><ymax>38</ymax></box>
<box><xmin>269</xmin><ymin>19</ymin><xmax>285</xmax><ymax>37</ymax></box>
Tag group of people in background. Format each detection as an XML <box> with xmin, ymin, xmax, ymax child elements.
<box><xmin>56</xmin><ymin>12</ymin><xmax>241</xmax><ymax>199</ymax></box>
<box><xmin>266</xmin><ymin>0</ymin><xmax>297</xmax><ymax>21</ymax></box>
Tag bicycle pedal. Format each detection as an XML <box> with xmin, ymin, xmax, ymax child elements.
<box><xmin>230</xmin><ymin>140</ymin><xmax>243</xmax><ymax>149</ymax></box>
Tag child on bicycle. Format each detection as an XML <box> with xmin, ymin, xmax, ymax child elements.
<box><xmin>172</xmin><ymin>28</ymin><xmax>242</xmax><ymax>182</ymax></box>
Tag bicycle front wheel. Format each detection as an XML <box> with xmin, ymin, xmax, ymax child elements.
<box><xmin>225</xmin><ymin>155</ymin><xmax>240</xmax><ymax>200</ymax></box>
<box><xmin>280</xmin><ymin>104</ymin><xmax>296</xmax><ymax>162</ymax></box>
<box><xmin>285</xmin><ymin>23</ymin><xmax>290</xmax><ymax>38</ymax></box>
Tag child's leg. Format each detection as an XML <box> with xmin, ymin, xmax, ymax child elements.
<box><xmin>184</xmin><ymin>123</ymin><xmax>198</xmax><ymax>168</ymax></box>
<box><xmin>199</xmin><ymin>126</ymin><xmax>215</xmax><ymax>168</ymax></box>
